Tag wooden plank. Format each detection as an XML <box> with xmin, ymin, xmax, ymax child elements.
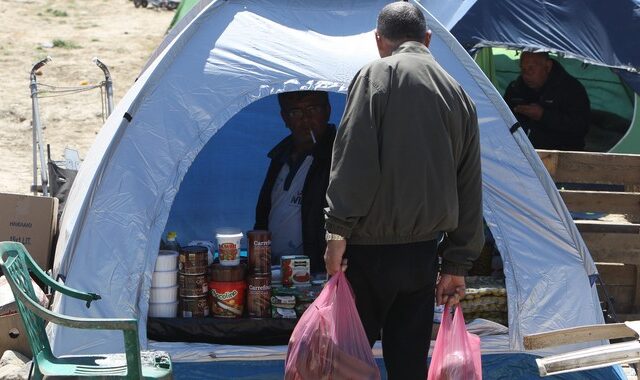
<box><xmin>582</xmin><ymin>233</ymin><xmax>640</xmax><ymax>263</ymax></box>
<box><xmin>575</xmin><ymin>220</ymin><xmax>640</xmax><ymax>234</ymax></box>
<box><xmin>523</xmin><ymin>323</ymin><xmax>637</xmax><ymax>350</ymax></box>
<box><xmin>538</xmin><ymin>149</ymin><xmax>559</xmax><ymax>177</ymax></box>
<box><xmin>560</xmin><ymin>190</ymin><xmax>640</xmax><ymax>219</ymax></box>
<box><xmin>596</xmin><ymin>263</ymin><xmax>636</xmax><ymax>286</ymax></box>
<box><xmin>537</xmin><ymin>150</ymin><xmax>640</xmax><ymax>185</ymax></box>
<box><xmin>536</xmin><ymin>341</ymin><xmax>640</xmax><ymax>376</ymax></box>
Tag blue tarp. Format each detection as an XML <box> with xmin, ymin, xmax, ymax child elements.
<box><xmin>172</xmin><ymin>353</ymin><xmax>626</xmax><ymax>380</ymax></box>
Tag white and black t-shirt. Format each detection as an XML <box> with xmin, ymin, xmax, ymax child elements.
<box><xmin>268</xmin><ymin>155</ymin><xmax>313</xmax><ymax>262</ymax></box>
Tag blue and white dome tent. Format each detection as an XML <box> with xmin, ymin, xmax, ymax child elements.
<box><xmin>51</xmin><ymin>0</ymin><xmax>603</xmax><ymax>364</ymax></box>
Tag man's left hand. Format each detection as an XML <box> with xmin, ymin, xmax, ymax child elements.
<box><xmin>436</xmin><ymin>274</ymin><xmax>466</xmax><ymax>307</ymax></box>
<box><xmin>324</xmin><ymin>240</ymin><xmax>347</xmax><ymax>275</ymax></box>
<box><xmin>514</xmin><ymin>103</ymin><xmax>544</xmax><ymax>121</ymax></box>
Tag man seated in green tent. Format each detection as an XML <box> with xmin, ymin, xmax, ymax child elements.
<box><xmin>504</xmin><ymin>52</ymin><xmax>591</xmax><ymax>151</ymax></box>
<box><xmin>254</xmin><ymin>91</ymin><xmax>336</xmax><ymax>275</ymax></box>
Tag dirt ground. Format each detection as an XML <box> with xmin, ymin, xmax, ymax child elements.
<box><xmin>0</xmin><ymin>0</ymin><xmax>173</xmax><ymax>195</ymax></box>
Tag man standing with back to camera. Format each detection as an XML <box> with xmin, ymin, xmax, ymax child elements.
<box><xmin>324</xmin><ymin>2</ymin><xmax>484</xmax><ymax>379</ymax></box>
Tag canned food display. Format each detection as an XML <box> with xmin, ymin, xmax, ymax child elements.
<box><xmin>280</xmin><ymin>255</ymin><xmax>311</xmax><ymax>287</ymax></box>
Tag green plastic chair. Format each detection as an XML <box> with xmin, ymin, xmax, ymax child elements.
<box><xmin>0</xmin><ymin>241</ymin><xmax>173</xmax><ymax>379</ymax></box>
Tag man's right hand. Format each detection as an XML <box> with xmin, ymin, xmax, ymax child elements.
<box><xmin>324</xmin><ymin>240</ymin><xmax>347</xmax><ymax>275</ymax></box>
<box><xmin>514</xmin><ymin>103</ymin><xmax>544</xmax><ymax>121</ymax></box>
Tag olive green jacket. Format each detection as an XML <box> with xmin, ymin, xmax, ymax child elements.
<box><xmin>325</xmin><ymin>41</ymin><xmax>484</xmax><ymax>275</ymax></box>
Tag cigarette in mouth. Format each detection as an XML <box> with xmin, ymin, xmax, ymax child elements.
<box><xmin>309</xmin><ymin>128</ymin><xmax>317</xmax><ymax>144</ymax></box>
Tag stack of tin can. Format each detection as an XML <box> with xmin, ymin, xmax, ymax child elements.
<box><xmin>178</xmin><ymin>245</ymin><xmax>209</xmax><ymax>317</ymax></box>
<box><xmin>246</xmin><ymin>230</ymin><xmax>272</xmax><ymax>318</ymax></box>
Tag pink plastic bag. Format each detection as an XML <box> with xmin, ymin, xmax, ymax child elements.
<box><xmin>428</xmin><ymin>305</ymin><xmax>482</xmax><ymax>380</ymax></box>
<box><xmin>284</xmin><ymin>271</ymin><xmax>380</xmax><ymax>380</ymax></box>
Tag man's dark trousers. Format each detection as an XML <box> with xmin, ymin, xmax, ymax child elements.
<box><xmin>345</xmin><ymin>240</ymin><xmax>439</xmax><ymax>380</ymax></box>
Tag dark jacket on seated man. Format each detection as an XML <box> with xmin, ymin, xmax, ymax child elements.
<box><xmin>254</xmin><ymin>126</ymin><xmax>336</xmax><ymax>274</ymax></box>
<box><xmin>504</xmin><ymin>55</ymin><xmax>591</xmax><ymax>150</ymax></box>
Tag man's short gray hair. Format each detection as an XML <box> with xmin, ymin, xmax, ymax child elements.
<box><xmin>377</xmin><ymin>2</ymin><xmax>427</xmax><ymax>42</ymax></box>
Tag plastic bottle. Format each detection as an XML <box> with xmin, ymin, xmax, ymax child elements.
<box><xmin>165</xmin><ymin>231</ymin><xmax>181</xmax><ymax>252</ymax></box>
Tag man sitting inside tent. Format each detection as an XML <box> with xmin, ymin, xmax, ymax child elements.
<box><xmin>504</xmin><ymin>52</ymin><xmax>591</xmax><ymax>151</ymax></box>
<box><xmin>254</xmin><ymin>91</ymin><xmax>336</xmax><ymax>275</ymax></box>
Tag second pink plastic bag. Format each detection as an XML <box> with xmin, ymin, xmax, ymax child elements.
<box><xmin>284</xmin><ymin>271</ymin><xmax>380</xmax><ymax>380</ymax></box>
<box><xmin>427</xmin><ymin>305</ymin><xmax>482</xmax><ymax>380</ymax></box>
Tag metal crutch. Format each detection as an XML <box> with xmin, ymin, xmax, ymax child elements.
<box><xmin>30</xmin><ymin>56</ymin><xmax>52</xmax><ymax>196</ymax></box>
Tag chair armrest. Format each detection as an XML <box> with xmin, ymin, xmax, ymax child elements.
<box><xmin>23</xmin><ymin>250</ymin><xmax>101</xmax><ymax>308</ymax></box>
<box><xmin>17</xmin><ymin>287</ymin><xmax>137</xmax><ymax>331</ymax></box>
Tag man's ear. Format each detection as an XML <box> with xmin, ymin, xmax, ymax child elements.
<box><xmin>375</xmin><ymin>31</ymin><xmax>383</xmax><ymax>51</ymax></box>
<box><xmin>544</xmin><ymin>59</ymin><xmax>553</xmax><ymax>73</ymax></box>
<box><xmin>424</xmin><ymin>30</ymin><xmax>432</xmax><ymax>48</ymax></box>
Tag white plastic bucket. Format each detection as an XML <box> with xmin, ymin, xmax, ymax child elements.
<box><xmin>215</xmin><ymin>228</ymin><xmax>243</xmax><ymax>266</ymax></box>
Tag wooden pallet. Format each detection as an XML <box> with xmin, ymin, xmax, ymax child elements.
<box><xmin>537</xmin><ymin>150</ymin><xmax>640</xmax><ymax>317</ymax></box>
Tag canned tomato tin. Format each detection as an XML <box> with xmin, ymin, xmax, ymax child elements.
<box><xmin>247</xmin><ymin>230</ymin><xmax>271</xmax><ymax>275</ymax></box>
<box><xmin>178</xmin><ymin>273</ymin><xmax>208</xmax><ymax>297</ymax></box>
<box><xmin>179</xmin><ymin>246</ymin><xmax>208</xmax><ymax>274</ymax></box>
<box><xmin>180</xmin><ymin>296</ymin><xmax>209</xmax><ymax>318</ymax></box>
<box><xmin>247</xmin><ymin>275</ymin><xmax>271</xmax><ymax>318</ymax></box>
<box><xmin>281</xmin><ymin>255</ymin><xmax>311</xmax><ymax>287</ymax></box>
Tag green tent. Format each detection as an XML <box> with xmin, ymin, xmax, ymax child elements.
<box><xmin>168</xmin><ymin>0</ymin><xmax>200</xmax><ymax>30</ymax></box>
<box><xmin>476</xmin><ymin>48</ymin><xmax>639</xmax><ymax>153</ymax></box>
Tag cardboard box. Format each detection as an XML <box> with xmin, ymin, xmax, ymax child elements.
<box><xmin>0</xmin><ymin>275</ymin><xmax>47</xmax><ymax>358</ymax></box>
<box><xmin>0</xmin><ymin>193</ymin><xmax>58</xmax><ymax>270</ymax></box>
<box><xmin>0</xmin><ymin>312</ymin><xmax>31</xmax><ymax>357</ymax></box>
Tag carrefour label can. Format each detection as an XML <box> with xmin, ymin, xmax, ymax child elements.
<box><xmin>247</xmin><ymin>230</ymin><xmax>271</xmax><ymax>275</ymax></box>
<box><xmin>247</xmin><ymin>275</ymin><xmax>271</xmax><ymax>318</ymax></box>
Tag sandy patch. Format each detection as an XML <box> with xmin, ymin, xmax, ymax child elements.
<box><xmin>0</xmin><ymin>0</ymin><xmax>173</xmax><ymax>195</ymax></box>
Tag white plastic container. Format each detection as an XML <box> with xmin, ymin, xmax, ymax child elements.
<box><xmin>149</xmin><ymin>301</ymin><xmax>179</xmax><ymax>318</ymax></box>
<box><xmin>215</xmin><ymin>228</ymin><xmax>243</xmax><ymax>266</ymax></box>
<box><xmin>155</xmin><ymin>250</ymin><xmax>179</xmax><ymax>272</ymax></box>
<box><xmin>150</xmin><ymin>285</ymin><xmax>178</xmax><ymax>303</ymax></box>
<box><xmin>152</xmin><ymin>269</ymin><xmax>178</xmax><ymax>288</ymax></box>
